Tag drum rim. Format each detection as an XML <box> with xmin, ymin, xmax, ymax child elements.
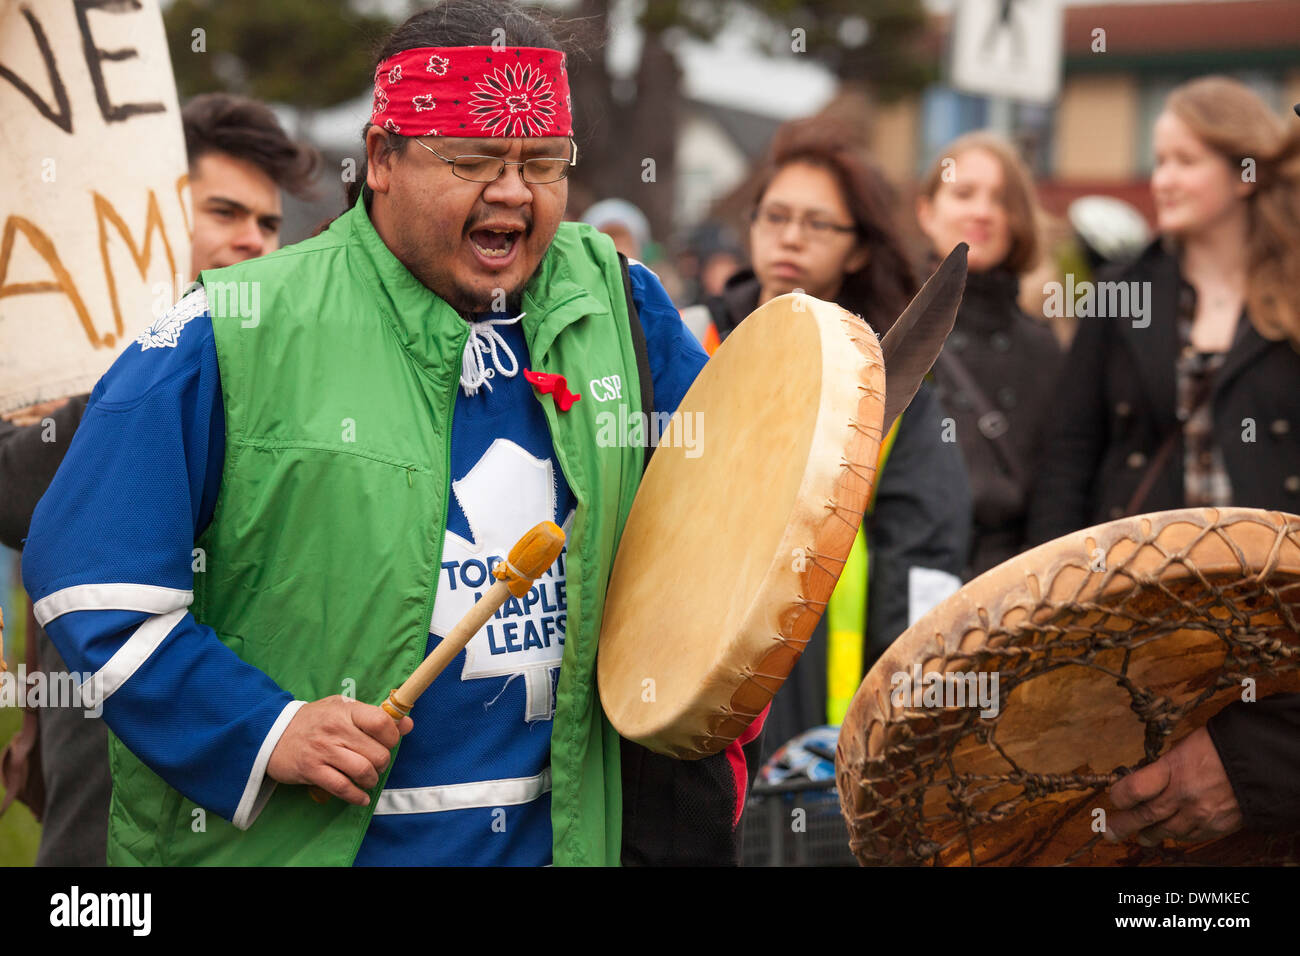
<box><xmin>598</xmin><ymin>293</ymin><xmax>887</xmax><ymax>758</ymax></box>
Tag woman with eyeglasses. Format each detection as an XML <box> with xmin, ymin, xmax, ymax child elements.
<box><xmin>695</xmin><ymin>117</ymin><xmax>972</xmax><ymax>776</ymax></box>
<box><xmin>915</xmin><ymin>132</ymin><xmax>1062</xmax><ymax>579</ymax></box>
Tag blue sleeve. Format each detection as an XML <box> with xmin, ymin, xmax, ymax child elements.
<box><xmin>628</xmin><ymin>260</ymin><xmax>708</xmax><ymax>415</ymax></box>
<box><xmin>21</xmin><ymin>288</ymin><xmax>301</xmax><ymax>829</ymax></box>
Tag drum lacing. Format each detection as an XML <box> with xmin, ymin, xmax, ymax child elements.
<box><xmin>799</xmin><ymin>546</ymin><xmax>848</xmax><ymax>576</ymax></box>
<box><xmin>823</xmin><ymin>499</ymin><xmax>864</xmax><ymax>531</ymax></box>
<box><xmin>846</xmin><ymin>418</ymin><xmax>883</xmax><ymax>438</ymax></box>
<box><xmin>838</xmin><ymin>457</ymin><xmax>876</xmax><ymax>484</ymax></box>
<box><xmin>842</xmin><ymin>511</ymin><xmax>1300</xmax><ymax>867</ymax></box>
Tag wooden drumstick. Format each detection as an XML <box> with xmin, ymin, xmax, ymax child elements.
<box><xmin>308</xmin><ymin>520</ymin><xmax>565</xmax><ymax>803</ymax></box>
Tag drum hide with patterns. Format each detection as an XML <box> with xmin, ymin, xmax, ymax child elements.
<box><xmin>836</xmin><ymin>507</ymin><xmax>1300</xmax><ymax>866</ymax></box>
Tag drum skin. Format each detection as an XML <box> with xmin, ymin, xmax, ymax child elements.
<box><xmin>598</xmin><ymin>293</ymin><xmax>885</xmax><ymax>758</ymax></box>
<box><xmin>836</xmin><ymin>507</ymin><xmax>1300</xmax><ymax>866</ymax></box>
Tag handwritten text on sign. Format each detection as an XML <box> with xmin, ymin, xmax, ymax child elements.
<box><xmin>0</xmin><ymin>0</ymin><xmax>191</xmax><ymax>412</ymax></box>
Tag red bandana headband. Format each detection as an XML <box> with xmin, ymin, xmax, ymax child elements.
<box><xmin>370</xmin><ymin>45</ymin><xmax>573</xmax><ymax>139</ymax></box>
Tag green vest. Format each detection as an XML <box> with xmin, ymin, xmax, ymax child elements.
<box><xmin>106</xmin><ymin>193</ymin><xmax>646</xmax><ymax>866</ymax></box>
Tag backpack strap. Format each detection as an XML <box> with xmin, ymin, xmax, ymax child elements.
<box><xmin>935</xmin><ymin>349</ymin><xmax>1026</xmax><ymax>488</ymax></box>
<box><xmin>617</xmin><ymin>253</ymin><xmax>657</xmax><ymax>474</ymax></box>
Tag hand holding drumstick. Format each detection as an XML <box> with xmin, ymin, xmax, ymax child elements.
<box><xmin>266</xmin><ymin>521</ymin><xmax>566</xmax><ymax>805</ymax></box>
<box><xmin>268</xmin><ymin>696</ymin><xmax>412</xmax><ymax>805</ymax></box>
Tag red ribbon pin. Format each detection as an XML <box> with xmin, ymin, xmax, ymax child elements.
<box><xmin>523</xmin><ymin>369</ymin><xmax>581</xmax><ymax>412</ymax></box>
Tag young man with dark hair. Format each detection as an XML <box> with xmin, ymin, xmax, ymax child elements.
<box><xmin>182</xmin><ymin>92</ymin><xmax>320</xmax><ymax>273</ymax></box>
<box><xmin>0</xmin><ymin>92</ymin><xmax>321</xmax><ymax>866</ymax></box>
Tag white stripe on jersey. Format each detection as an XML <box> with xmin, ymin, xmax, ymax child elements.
<box><xmin>626</xmin><ymin>256</ymin><xmax>659</xmax><ymax>282</ymax></box>
<box><xmin>373</xmin><ymin>767</ymin><xmax>552</xmax><ymax>815</ymax></box>
<box><xmin>85</xmin><ymin>606</ymin><xmax>189</xmax><ymax>707</ymax></box>
<box><xmin>33</xmin><ymin>582</ymin><xmax>193</xmax><ymax>627</ymax></box>
<box><xmin>233</xmin><ymin>699</ymin><xmax>307</xmax><ymax>830</ymax></box>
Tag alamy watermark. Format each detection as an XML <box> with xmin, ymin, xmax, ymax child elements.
<box><xmin>595</xmin><ymin>406</ymin><xmax>704</xmax><ymax>459</ymax></box>
<box><xmin>890</xmin><ymin>663</ymin><xmax>1000</xmax><ymax>718</ymax></box>
<box><xmin>207</xmin><ymin>279</ymin><xmax>263</xmax><ymax>328</ymax></box>
<box><xmin>1043</xmin><ymin>275</ymin><xmax>1151</xmax><ymax>328</ymax></box>
<box><xmin>151</xmin><ymin>274</ymin><xmax>262</xmax><ymax>328</ymax></box>
<box><xmin>50</xmin><ymin>886</ymin><xmax>150</xmax><ymax>936</ymax></box>
<box><xmin>0</xmin><ymin>666</ymin><xmax>103</xmax><ymax>717</ymax></box>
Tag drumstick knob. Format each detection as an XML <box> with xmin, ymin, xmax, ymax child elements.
<box><xmin>382</xmin><ymin>690</ymin><xmax>410</xmax><ymax>721</ymax></box>
<box><xmin>493</xmin><ymin>520</ymin><xmax>566</xmax><ymax>597</ymax></box>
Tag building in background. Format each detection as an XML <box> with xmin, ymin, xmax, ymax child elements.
<box><xmin>875</xmin><ymin>0</ymin><xmax>1300</xmax><ymax>222</ymax></box>
<box><xmin>258</xmin><ymin>1</ymin><xmax>1300</xmax><ymax>255</ymax></box>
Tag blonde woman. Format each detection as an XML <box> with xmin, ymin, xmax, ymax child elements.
<box><xmin>1030</xmin><ymin>77</ymin><xmax>1300</xmax><ymax>850</ymax></box>
<box><xmin>916</xmin><ymin>132</ymin><xmax>1062</xmax><ymax>577</ymax></box>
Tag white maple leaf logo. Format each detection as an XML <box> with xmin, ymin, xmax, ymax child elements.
<box><xmin>136</xmin><ymin>286</ymin><xmax>208</xmax><ymax>350</ymax></box>
<box><xmin>431</xmin><ymin>439</ymin><xmax>574</xmax><ymax>722</ymax></box>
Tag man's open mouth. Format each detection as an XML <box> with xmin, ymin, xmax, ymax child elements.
<box><xmin>469</xmin><ymin>227</ymin><xmax>521</xmax><ymax>258</ymax></box>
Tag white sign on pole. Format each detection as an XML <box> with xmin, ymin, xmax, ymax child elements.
<box><xmin>0</xmin><ymin>0</ymin><xmax>191</xmax><ymax>414</ymax></box>
<box><xmin>950</xmin><ymin>0</ymin><xmax>1064</xmax><ymax>105</ymax></box>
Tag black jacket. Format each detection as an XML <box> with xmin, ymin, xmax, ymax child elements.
<box><xmin>931</xmin><ymin>268</ymin><xmax>1062</xmax><ymax>577</ymax></box>
<box><xmin>1027</xmin><ymin>239</ymin><xmax>1300</xmax><ymax>541</ymax></box>
<box><xmin>1026</xmin><ymin>239</ymin><xmax>1300</xmax><ymax>834</ymax></box>
<box><xmin>702</xmin><ymin>269</ymin><xmax>972</xmax><ymax>765</ymax></box>
<box><xmin>0</xmin><ymin>396</ymin><xmax>88</xmax><ymax>550</ymax></box>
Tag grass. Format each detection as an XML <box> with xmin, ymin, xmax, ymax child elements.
<box><xmin>1</xmin><ymin>556</ymin><xmax>43</xmax><ymax>866</ymax></box>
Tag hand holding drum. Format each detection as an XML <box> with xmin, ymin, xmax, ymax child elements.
<box><xmin>835</xmin><ymin>506</ymin><xmax>1300</xmax><ymax>866</ymax></box>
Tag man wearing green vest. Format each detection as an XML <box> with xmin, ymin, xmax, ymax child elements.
<box><xmin>22</xmin><ymin>1</ymin><xmax>709</xmax><ymax>865</ymax></box>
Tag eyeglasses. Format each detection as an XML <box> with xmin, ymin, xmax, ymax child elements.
<box><xmin>414</xmin><ymin>137</ymin><xmax>578</xmax><ymax>184</ymax></box>
<box><xmin>752</xmin><ymin>205</ymin><xmax>857</xmax><ymax>242</ymax></box>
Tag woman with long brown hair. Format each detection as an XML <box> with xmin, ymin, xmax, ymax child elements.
<box><xmin>696</xmin><ymin>116</ymin><xmax>971</xmax><ymax>772</ymax></box>
<box><xmin>1029</xmin><ymin>77</ymin><xmax>1300</xmax><ymax>850</ymax></box>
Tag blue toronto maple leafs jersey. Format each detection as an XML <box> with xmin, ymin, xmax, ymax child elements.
<box><xmin>22</xmin><ymin>260</ymin><xmax>707</xmax><ymax>866</ymax></box>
